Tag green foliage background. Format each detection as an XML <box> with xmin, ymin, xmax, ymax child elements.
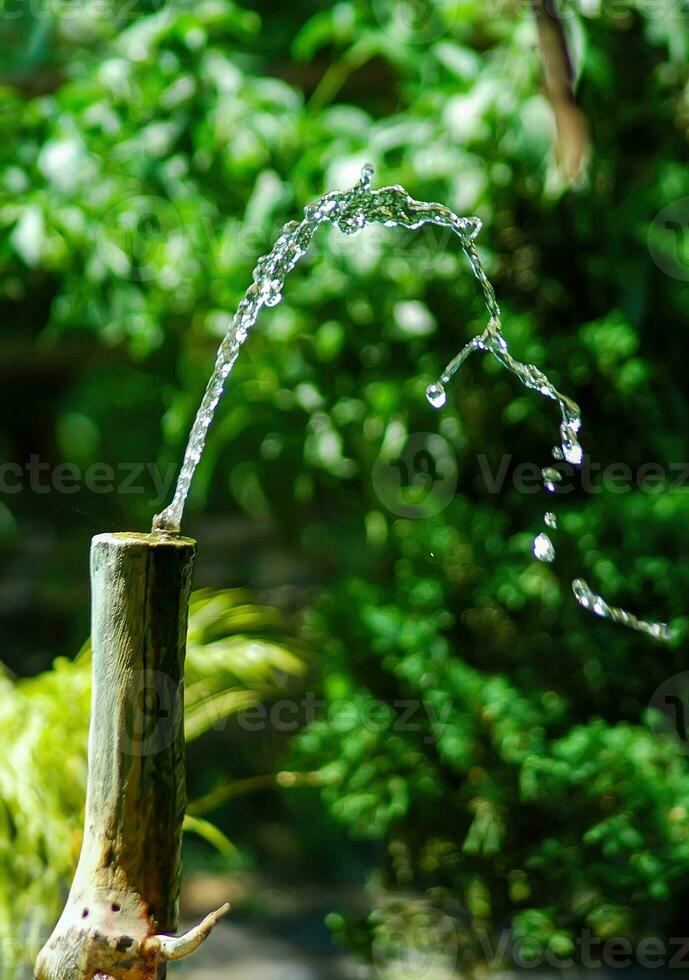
<box><xmin>1</xmin><ymin>0</ymin><xmax>689</xmax><ymax>974</ymax></box>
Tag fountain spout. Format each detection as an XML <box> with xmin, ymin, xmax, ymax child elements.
<box><xmin>35</xmin><ymin>532</ymin><xmax>228</xmax><ymax>980</ymax></box>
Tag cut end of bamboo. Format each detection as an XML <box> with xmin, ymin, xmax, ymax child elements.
<box><xmin>92</xmin><ymin>530</ymin><xmax>196</xmax><ymax>549</ymax></box>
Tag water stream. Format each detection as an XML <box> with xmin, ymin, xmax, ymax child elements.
<box><xmin>153</xmin><ymin>166</ymin><xmax>671</xmax><ymax>641</ymax></box>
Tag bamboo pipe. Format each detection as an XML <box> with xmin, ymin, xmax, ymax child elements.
<box><xmin>35</xmin><ymin>532</ymin><xmax>228</xmax><ymax>980</ymax></box>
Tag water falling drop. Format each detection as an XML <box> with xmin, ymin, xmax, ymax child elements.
<box><xmin>572</xmin><ymin>579</ymin><xmax>671</xmax><ymax>641</ymax></box>
<box><xmin>426</xmin><ymin>382</ymin><xmax>447</xmax><ymax>409</ymax></box>
<box><xmin>561</xmin><ymin>421</ymin><xmax>583</xmax><ymax>465</ymax></box>
<box><xmin>425</xmin><ymin>249</ymin><xmax>670</xmax><ymax>636</ymax></box>
<box><xmin>359</xmin><ymin>161</ymin><xmax>375</xmax><ymax>189</ymax></box>
<box><xmin>430</xmin><ymin>315</ymin><xmax>584</xmax><ymax>471</ymax></box>
<box><xmin>544</xmin><ymin>512</ymin><xmax>557</xmax><ymax>529</ymax></box>
<box><xmin>533</xmin><ymin>532</ymin><xmax>555</xmax><ymax>563</ymax></box>
<box><xmin>542</xmin><ymin>467</ymin><xmax>562</xmax><ymax>493</ymax></box>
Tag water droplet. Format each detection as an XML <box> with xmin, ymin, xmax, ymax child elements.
<box><xmin>563</xmin><ymin>441</ymin><xmax>583</xmax><ymax>465</ymax></box>
<box><xmin>551</xmin><ymin>446</ymin><xmax>564</xmax><ymax>461</ymax></box>
<box><xmin>360</xmin><ymin>162</ymin><xmax>375</xmax><ymax>188</ymax></box>
<box><xmin>533</xmin><ymin>532</ymin><xmax>555</xmax><ymax>563</ymax></box>
<box><xmin>561</xmin><ymin>423</ymin><xmax>583</xmax><ymax>465</ymax></box>
<box><xmin>426</xmin><ymin>382</ymin><xmax>447</xmax><ymax>409</ymax></box>
<box><xmin>571</xmin><ymin>578</ymin><xmax>591</xmax><ymax>608</ymax></box>
<box><xmin>542</xmin><ymin>467</ymin><xmax>562</xmax><ymax>493</ymax></box>
<box><xmin>544</xmin><ymin>511</ymin><xmax>557</xmax><ymax>529</ymax></box>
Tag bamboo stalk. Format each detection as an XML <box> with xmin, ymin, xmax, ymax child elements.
<box><xmin>35</xmin><ymin>532</ymin><xmax>228</xmax><ymax>980</ymax></box>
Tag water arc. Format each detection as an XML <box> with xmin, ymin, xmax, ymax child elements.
<box><xmin>153</xmin><ymin>166</ymin><xmax>671</xmax><ymax>642</ymax></box>
<box><xmin>152</xmin><ymin>165</ymin><xmax>483</xmax><ymax>534</ymax></box>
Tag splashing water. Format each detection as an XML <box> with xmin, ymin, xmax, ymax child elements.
<box><xmin>153</xmin><ymin>164</ymin><xmax>480</xmax><ymax>533</ymax></box>
<box><xmin>572</xmin><ymin>579</ymin><xmax>671</xmax><ymax>641</ymax></box>
<box><xmin>425</xmin><ymin>312</ymin><xmax>670</xmax><ymax>640</ymax></box>
<box><xmin>154</xmin><ymin>165</ymin><xmax>671</xmax><ymax>641</ymax></box>
<box><xmin>426</xmin><ymin>383</ymin><xmax>447</xmax><ymax>409</ymax></box>
<box><xmin>426</xmin><ymin>324</ymin><xmax>670</xmax><ymax>641</ymax></box>
<box><xmin>533</xmin><ymin>532</ymin><xmax>555</xmax><ymax>563</ymax></box>
<box><xmin>419</xmin><ymin>210</ymin><xmax>670</xmax><ymax>641</ymax></box>
<box><xmin>426</xmin><ymin>315</ymin><xmax>583</xmax><ymax>467</ymax></box>
<box><xmin>542</xmin><ymin>467</ymin><xmax>562</xmax><ymax>494</ymax></box>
